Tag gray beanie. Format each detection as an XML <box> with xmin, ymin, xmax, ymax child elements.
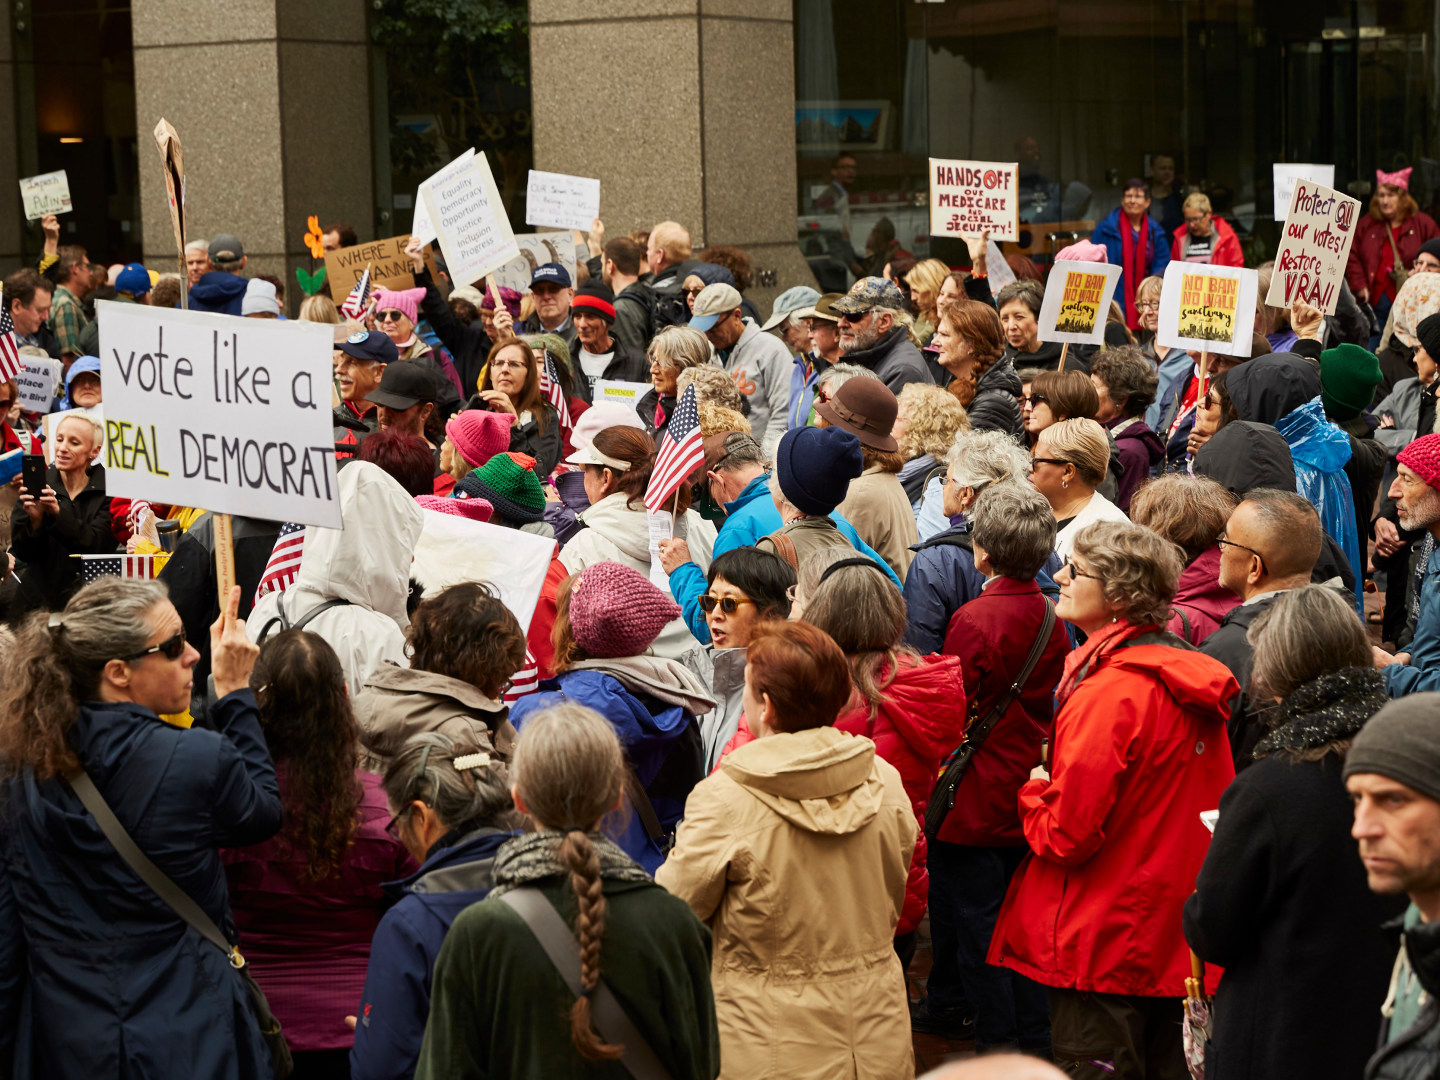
<box><xmin>1342</xmin><ymin>693</ymin><xmax>1440</xmax><ymax>802</ymax></box>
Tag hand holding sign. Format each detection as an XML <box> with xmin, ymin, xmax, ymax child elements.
<box><xmin>1266</xmin><ymin>179</ymin><xmax>1360</xmax><ymax>316</ymax></box>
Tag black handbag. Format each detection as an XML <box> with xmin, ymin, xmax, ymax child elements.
<box><xmin>67</xmin><ymin>769</ymin><xmax>294</xmax><ymax>1078</ymax></box>
<box><xmin>924</xmin><ymin>599</ymin><xmax>1056</xmax><ymax>841</ymax></box>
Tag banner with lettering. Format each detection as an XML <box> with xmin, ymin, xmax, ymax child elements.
<box><xmin>928</xmin><ymin>158</ymin><xmax>1019</xmax><ymax>242</ymax></box>
<box><xmin>1037</xmin><ymin>262</ymin><xmax>1122</xmax><ymax>345</ymax></box>
<box><xmin>1266</xmin><ymin>179</ymin><xmax>1361</xmax><ymax>316</ymax></box>
<box><xmin>1156</xmin><ymin>261</ymin><xmax>1259</xmax><ymax>356</ymax></box>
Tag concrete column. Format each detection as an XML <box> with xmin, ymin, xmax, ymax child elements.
<box><xmin>131</xmin><ymin>0</ymin><xmax>373</xmax><ymax>314</ymax></box>
<box><xmin>0</xmin><ymin>1</ymin><xmax>22</xmax><ymax>269</ymax></box>
<box><xmin>529</xmin><ymin>0</ymin><xmax>813</xmax><ymax>311</ymax></box>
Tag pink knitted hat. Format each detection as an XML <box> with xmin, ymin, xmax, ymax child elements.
<box><xmin>1398</xmin><ymin>434</ymin><xmax>1440</xmax><ymax>491</ymax></box>
<box><xmin>568</xmin><ymin>562</ymin><xmax>680</xmax><ymax>659</ymax></box>
<box><xmin>445</xmin><ymin>409</ymin><xmax>515</xmax><ymax>469</ymax></box>
<box><xmin>416</xmin><ymin>493</ymin><xmax>494</xmax><ymax>523</ymax></box>
<box><xmin>372</xmin><ymin>286</ymin><xmax>427</xmax><ymax>326</ymax></box>
<box><xmin>1056</xmin><ymin>240</ymin><xmax>1109</xmax><ymax>263</ymax></box>
<box><xmin>1377</xmin><ymin>167</ymin><xmax>1413</xmax><ymax>192</ymax></box>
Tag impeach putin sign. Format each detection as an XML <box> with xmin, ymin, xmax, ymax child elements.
<box><xmin>96</xmin><ymin>301</ymin><xmax>342</xmax><ymax>529</ymax></box>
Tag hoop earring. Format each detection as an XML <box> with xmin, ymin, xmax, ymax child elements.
<box><xmin>1062</xmin><ymin>479</ymin><xmax>1069</xmax><ymax>489</ymax></box>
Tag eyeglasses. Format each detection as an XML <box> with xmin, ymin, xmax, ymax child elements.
<box><xmin>490</xmin><ymin>359</ymin><xmax>529</xmax><ymax>371</ymax></box>
<box><xmin>384</xmin><ymin>806</ymin><xmax>410</xmax><ymax>841</ymax></box>
<box><xmin>1030</xmin><ymin>457</ymin><xmax>1072</xmax><ymax>469</ymax></box>
<box><xmin>120</xmin><ymin>630</ymin><xmax>187</xmax><ymax>663</ymax></box>
<box><xmin>1136</xmin><ymin>300</ymin><xmax>1161</xmax><ymax>312</ymax></box>
<box><xmin>683</xmin><ymin>286</ymin><xmax>705</xmax><ymax>296</ymax></box>
<box><xmin>699</xmin><ymin>594</ymin><xmax>757</xmax><ymax>615</ymax></box>
<box><xmin>1216</xmin><ymin>534</ymin><xmax>1268</xmax><ymax>575</ymax></box>
<box><xmin>1062</xmin><ymin>559</ymin><xmax>1096</xmax><ymax>580</ymax></box>
<box><xmin>376</xmin><ymin>309</ymin><xmax>406</xmax><ymax>323</ymax></box>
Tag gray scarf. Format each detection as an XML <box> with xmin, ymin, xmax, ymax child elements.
<box><xmin>566</xmin><ymin>654</ymin><xmax>717</xmax><ymax>716</ymax></box>
<box><xmin>489</xmin><ymin>829</ymin><xmax>652</xmax><ymax>897</ymax></box>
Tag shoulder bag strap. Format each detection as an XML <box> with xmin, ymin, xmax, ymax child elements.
<box><xmin>291</xmin><ymin>597</ymin><xmax>351</xmax><ymax>632</ymax></box>
<box><xmin>965</xmin><ymin>598</ymin><xmax>1056</xmax><ymax>751</ymax></box>
<box><xmin>497</xmin><ymin>887</ymin><xmax>674</xmax><ymax>1080</ymax></box>
<box><xmin>623</xmin><ymin>766</ymin><xmax>666</xmax><ymax>846</ymax></box>
<box><xmin>761</xmin><ymin>529</ymin><xmax>799</xmax><ymax>571</ymax></box>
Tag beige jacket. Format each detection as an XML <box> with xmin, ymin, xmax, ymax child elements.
<box><xmin>656</xmin><ymin>727</ymin><xmax>917</xmax><ymax>1080</ymax></box>
<box><xmin>353</xmin><ymin>663</ymin><xmax>513</xmax><ymax>773</ymax></box>
<box><xmin>836</xmin><ymin>466</ymin><xmax>918</xmax><ymax>582</ymax></box>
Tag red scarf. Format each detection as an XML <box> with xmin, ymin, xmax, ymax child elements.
<box><xmin>1055</xmin><ymin>619</ymin><xmax>1154</xmax><ymax>706</ymax></box>
<box><xmin>1120</xmin><ymin>215</ymin><xmax>1148</xmax><ymax>329</ymax></box>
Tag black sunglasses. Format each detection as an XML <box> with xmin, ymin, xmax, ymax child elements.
<box><xmin>1024</xmin><ymin>392</ymin><xmax>1049</xmax><ymax>407</ymax></box>
<box><xmin>1062</xmin><ymin>559</ymin><xmax>1096</xmax><ymax>580</ymax></box>
<box><xmin>376</xmin><ymin>309</ymin><xmax>406</xmax><ymax>322</ymax></box>
<box><xmin>1030</xmin><ymin>457</ymin><xmax>1072</xmax><ymax>469</ymax></box>
<box><xmin>121</xmin><ymin>630</ymin><xmax>187</xmax><ymax>663</ymax></box>
<box><xmin>698</xmin><ymin>595</ymin><xmax>757</xmax><ymax>615</ymax></box>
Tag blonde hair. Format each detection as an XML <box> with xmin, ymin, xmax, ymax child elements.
<box><xmin>678</xmin><ymin>364</ymin><xmax>742</xmax><ymax>413</ymax></box>
<box><xmin>649</xmin><ymin>221</ymin><xmax>693</xmax><ymax>262</ymax></box>
<box><xmin>698</xmin><ymin>402</ymin><xmax>750</xmax><ymax>436</ymax></box>
<box><xmin>647</xmin><ymin>325</ymin><xmax>711</xmax><ymax>374</ymax></box>
<box><xmin>298</xmin><ymin>294</ymin><xmax>342</xmax><ymax>324</ymax></box>
<box><xmin>1072</xmin><ymin>520</ymin><xmax>1184</xmax><ymax>627</ymax></box>
<box><xmin>905</xmin><ymin>258</ymin><xmax>950</xmax><ymax>315</ymax></box>
<box><xmin>1135</xmin><ymin>275</ymin><xmax>1164</xmax><ymax>305</ymax></box>
<box><xmin>896</xmin><ymin>382</ymin><xmax>970</xmax><ymax>459</ymax></box>
<box><xmin>1040</xmin><ymin>417</ymin><xmax>1110</xmax><ymax>487</ymax></box>
<box><xmin>1183</xmin><ymin>191</ymin><xmax>1213</xmax><ymax>214</ymax></box>
<box><xmin>57</xmin><ymin>412</ymin><xmax>103</xmax><ymax>449</ymax></box>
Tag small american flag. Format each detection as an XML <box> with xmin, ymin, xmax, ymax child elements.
<box><xmin>0</xmin><ymin>303</ymin><xmax>19</xmax><ymax>382</ymax></box>
<box><xmin>253</xmin><ymin>522</ymin><xmax>306</xmax><ymax>603</ymax></box>
<box><xmin>644</xmin><ymin>383</ymin><xmax>704</xmax><ymax>512</ymax></box>
<box><xmin>503</xmin><ymin>648</ymin><xmax>540</xmax><ymax>704</ymax></box>
<box><xmin>537</xmin><ymin>349</ymin><xmax>572</xmax><ymax>433</ymax></box>
<box><xmin>79</xmin><ymin>554</ymin><xmax>166</xmax><ymax>583</ymax></box>
<box><xmin>339</xmin><ymin>265</ymin><xmax>372</xmax><ymax>322</ymax></box>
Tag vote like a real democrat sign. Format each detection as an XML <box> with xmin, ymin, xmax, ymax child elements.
<box><xmin>97</xmin><ymin>301</ymin><xmax>342</xmax><ymax>529</ymax></box>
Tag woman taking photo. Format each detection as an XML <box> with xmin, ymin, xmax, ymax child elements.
<box><xmin>929</xmin><ymin>298</ymin><xmax>1022</xmax><ymax>436</ymax></box>
<box><xmin>658</xmin><ymin>620</ymin><xmax>917</xmax><ymax>1080</ymax></box>
<box><xmin>468</xmin><ymin>338</ymin><xmax>562</xmax><ymax>476</ymax></box>
<box><xmin>0</xmin><ymin>581</ymin><xmax>283</xmax><ymax>1079</ymax></box>
<box><xmin>636</xmin><ymin>325</ymin><xmax>712</xmax><ymax>439</ymax></box>
<box><xmin>1029</xmin><ymin>417</ymin><xmax>1128</xmax><ymax>559</ymax></box>
<box><xmin>223</xmin><ymin>629</ymin><xmax>413</xmax><ymax>1077</ymax></box>
<box><xmin>416</xmin><ymin>704</ymin><xmax>720</xmax><ymax>1080</ymax></box>
<box><xmin>988</xmin><ymin>520</ymin><xmax>1238</xmax><ymax>1079</ymax></box>
<box><xmin>1184</xmin><ymin>586</ymin><xmax>1403</xmax><ymax>1080</ymax></box>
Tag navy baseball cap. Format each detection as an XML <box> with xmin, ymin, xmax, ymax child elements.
<box><xmin>334</xmin><ymin>328</ymin><xmax>399</xmax><ymax>365</ymax></box>
<box><xmin>530</xmin><ymin>262</ymin><xmax>572</xmax><ymax>289</ymax></box>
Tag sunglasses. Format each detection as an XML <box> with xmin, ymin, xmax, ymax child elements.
<box><xmin>698</xmin><ymin>595</ymin><xmax>757</xmax><ymax>615</ymax></box>
<box><xmin>376</xmin><ymin>309</ymin><xmax>406</xmax><ymax>322</ymax></box>
<box><xmin>683</xmin><ymin>286</ymin><xmax>705</xmax><ymax>296</ymax></box>
<box><xmin>1062</xmin><ymin>560</ymin><xmax>1096</xmax><ymax>580</ymax></box>
<box><xmin>1030</xmin><ymin>457</ymin><xmax>1072</xmax><ymax>469</ymax></box>
<box><xmin>121</xmin><ymin>630</ymin><xmax>187</xmax><ymax>663</ymax></box>
<box><xmin>1024</xmin><ymin>392</ymin><xmax>1049</xmax><ymax>407</ymax></box>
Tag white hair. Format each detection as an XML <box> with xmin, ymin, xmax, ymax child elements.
<box><xmin>185</xmin><ymin>238</ymin><xmax>209</xmax><ymax>255</ymax></box>
<box><xmin>946</xmin><ymin>428</ymin><xmax>1032</xmax><ymax>492</ymax></box>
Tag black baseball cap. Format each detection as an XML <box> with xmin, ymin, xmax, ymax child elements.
<box><xmin>366</xmin><ymin>360</ymin><xmax>437</xmax><ymax>409</ymax></box>
<box><xmin>335</xmin><ymin>328</ymin><xmax>399</xmax><ymax>366</ymax></box>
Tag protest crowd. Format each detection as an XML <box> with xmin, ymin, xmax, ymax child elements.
<box><xmin>9</xmin><ymin>154</ymin><xmax>1440</xmax><ymax>1080</ymax></box>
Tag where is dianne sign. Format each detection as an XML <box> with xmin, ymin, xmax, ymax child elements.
<box><xmin>928</xmin><ymin>158</ymin><xmax>1019</xmax><ymax>242</ymax></box>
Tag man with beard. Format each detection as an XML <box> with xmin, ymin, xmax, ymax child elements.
<box><xmin>1376</xmin><ymin>433</ymin><xmax>1440</xmax><ymax>695</ymax></box>
<box><xmin>832</xmin><ymin>277</ymin><xmax>932</xmax><ymax>396</ymax></box>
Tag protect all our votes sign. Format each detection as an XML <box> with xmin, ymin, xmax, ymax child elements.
<box><xmin>97</xmin><ymin>301</ymin><xmax>342</xmax><ymax>529</ymax></box>
<box><xmin>929</xmin><ymin>158</ymin><xmax>1019</xmax><ymax>242</ymax></box>
<box><xmin>1266</xmin><ymin>179</ymin><xmax>1361</xmax><ymax>316</ymax></box>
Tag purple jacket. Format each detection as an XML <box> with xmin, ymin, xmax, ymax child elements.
<box><xmin>1108</xmin><ymin>416</ymin><xmax>1165</xmax><ymax>512</ymax></box>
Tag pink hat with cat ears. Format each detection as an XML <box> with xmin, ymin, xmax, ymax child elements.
<box><xmin>1377</xmin><ymin>167</ymin><xmax>1413</xmax><ymax>192</ymax></box>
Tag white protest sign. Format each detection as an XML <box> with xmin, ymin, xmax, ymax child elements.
<box><xmin>96</xmin><ymin>301</ymin><xmax>341</xmax><ymax>528</ymax></box>
<box><xmin>19</xmin><ymin>170</ymin><xmax>72</xmax><ymax>221</ymax></box>
<box><xmin>646</xmin><ymin>509</ymin><xmax>674</xmax><ymax>593</ymax></box>
<box><xmin>593</xmin><ymin>378</ymin><xmax>652</xmax><ymax>413</ymax></box>
<box><xmin>985</xmin><ymin>238</ymin><xmax>1016</xmax><ymax>291</ymax></box>
<box><xmin>1037</xmin><ymin>262</ymin><xmax>1123</xmax><ymax>345</ymax></box>
<box><xmin>43</xmin><ymin>407</ymin><xmax>104</xmax><ymax>465</ymax></box>
<box><xmin>1273</xmin><ymin>164</ymin><xmax>1335</xmax><ymax>222</ymax></box>
<box><xmin>1155</xmin><ymin>261</ymin><xmax>1259</xmax><ymax>357</ymax></box>
<box><xmin>411</xmin><ymin>510</ymin><xmax>554</xmax><ymax>632</ymax></box>
<box><xmin>1266</xmin><ymin>179</ymin><xmax>1361</xmax><ymax>315</ymax></box>
<box><xmin>421</xmin><ymin>152</ymin><xmax>521</xmax><ymax>288</ymax></box>
<box><xmin>526</xmin><ymin>170</ymin><xmax>601</xmax><ymax>232</ymax></box>
<box><xmin>16</xmin><ymin>353</ymin><xmax>60</xmax><ymax>412</ymax></box>
<box><xmin>929</xmin><ymin>158</ymin><xmax>1019</xmax><ymax>242</ymax></box>
<box><xmin>488</xmin><ymin>233</ymin><xmax>578</xmax><ymax>295</ymax></box>
<box><xmin>411</xmin><ymin>147</ymin><xmax>475</xmax><ymax>245</ymax></box>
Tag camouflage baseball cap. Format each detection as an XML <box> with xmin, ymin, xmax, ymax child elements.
<box><xmin>832</xmin><ymin>276</ymin><xmax>909</xmax><ymax>316</ymax></box>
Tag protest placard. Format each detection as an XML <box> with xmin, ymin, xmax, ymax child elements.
<box><xmin>324</xmin><ymin>234</ymin><xmax>438</xmax><ymax>304</ymax></box>
<box><xmin>421</xmin><ymin>152</ymin><xmax>520</xmax><ymax>288</ymax></box>
<box><xmin>526</xmin><ymin>170</ymin><xmax>601</xmax><ymax>232</ymax></box>
<box><xmin>986</xmin><ymin>238</ymin><xmax>1016</xmax><ymax>291</ymax></box>
<box><xmin>1037</xmin><ymin>262</ymin><xmax>1122</xmax><ymax>346</ymax></box>
<box><xmin>592</xmin><ymin>378</ymin><xmax>653</xmax><ymax>413</ymax></box>
<box><xmin>96</xmin><ymin>301</ymin><xmax>341</xmax><ymax>528</ymax></box>
<box><xmin>1155</xmin><ymin>261</ymin><xmax>1259</xmax><ymax>356</ymax></box>
<box><xmin>152</xmin><ymin>120</ymin><xmax>187</xmax><ymax>282</ymax></box>
<box><xmin>929</xmin><ymin>158</ymin><xmax>1019</xmax><ymax>242</ymax></box>
<box><xmin>1266</xmin><ymin>179</ymin><xmax>1360</xmax><ymax>316</ymax></box>
<box><xmin>16</xmin><ymin>352</ymin><xmax>60</xmax><ymax>412</ymax></box>
<box><xmin>411</xmin><ymin>511</ymin><xmax>553</xmax><ymax>632</ymax></box>
<box><xmin>18</xmin><ymin>170</ymin><xmax>71</xmax><ymax>220</ymax></box>
<box><xmin>488</xmin><ymin>233</ymin><xmax>578</xmax><ymax>295</ymax></box>
<box><xmin>1273</xmin><ymin>164</ymin><xmax>1335</xmax><ymax>221</ymax></box>
<box><xmin>412</xmin><ymin>147</ymin><xmax>476</xmax><ymax>245</ymax></box>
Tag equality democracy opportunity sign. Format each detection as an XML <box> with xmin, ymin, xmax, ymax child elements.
<box><xmin>1266</xmin><ymin>179</ymin><xmax>1361</xmax><ymax>316</ymax></box>
<box><xmin>1038</xmin><ymin>261</ymin><xmax>1122</xmax><ymax>346</ymax></box>
<box><xmin>422</xmin><ymin>151</ymin><xmax>520</xmax><ymax>287</ymax></box>
<box><xmin>929</xmin><ymin>158</ymin><xmax>1019</xmax><ymax>242</ymax></box>
<box><xmin>1156</xmin><ymin>261</ymin><xmax>1258</xmax><ymax>356</ymax></box>
<box><xmin>97</xmin><ymin>301</ymin><xmax>342</xmax><ymax>529</ymax></box>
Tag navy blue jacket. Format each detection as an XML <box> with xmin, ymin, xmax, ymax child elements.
<box><xmin>0</xmin><ymin>690</ymin><xmax>282</xmax><ymax>1079</ymax></box>
<box><xmin>188</xmin><ymin>271</ymin><xmax>249</xmax><ymax>316</ymax></box>
<box><xmin>350</xmin><ymin>828</ymin><xmax>518</xmax><ymax>1080</ymax></box>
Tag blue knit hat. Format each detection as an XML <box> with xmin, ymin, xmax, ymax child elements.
<box><xmin>775</xmin><ymin>426</ymin><xmax>862</xmax><ymax>516</ymax></box>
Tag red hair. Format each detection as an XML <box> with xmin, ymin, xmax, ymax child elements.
<box><xmin>745</xmin><ymin>621</ymin><xmax>852</xmax><ymax>732</ymax></box>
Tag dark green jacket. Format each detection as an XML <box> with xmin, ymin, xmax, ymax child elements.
<box><xmin>416</xmin><ymin>875</ymin><xmax>720</xmax><ymax>1079</ymax></box>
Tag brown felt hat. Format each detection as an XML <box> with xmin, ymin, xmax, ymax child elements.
<box><xmin>812</xmin><ymin>377</ymin><xmax>899</xmax><ymax>453</ymax></box>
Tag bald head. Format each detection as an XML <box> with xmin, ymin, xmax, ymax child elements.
<box><xmin>920</xmin><ymin>1055</ymin><xmax>1067</xmax><ymax>1080</ymax></box>
<box><xmin>647</xmin><ymin>221</ymin><xmax>693</xmax><ymax>274</ymax></box>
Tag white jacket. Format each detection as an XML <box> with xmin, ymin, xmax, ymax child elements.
<box><xmin>248</xmin><ymin>461</ymin><xmax>425</xmax><ymax>695</ymax></box>
<box><xmin>1054</xmin><ymin>489</ymin><xmax>1130</xmax><ymax>560</ymax></box>
<box><xmin>559</xmin><ymin>491</ymin><xmax>717</xmax><ymax>660</ymax></box>
<box><xmin>725</xmin><ymin>320</ymin><xmax>793</xmax><ymax>460</ymax></box>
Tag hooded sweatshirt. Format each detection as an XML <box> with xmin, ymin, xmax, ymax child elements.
<box><xmin>353</xmin><ymin>663</ymin><xmax>513</xmax><ymax>772</ymax></box>
<box><xmin>189</xmin><ymin>270</ymin><xmax>250</xmax><ymax>316</ymax></box>
<box><xmin>248</xmin><ymin>461</ymin><xmax>424</xmax><ymax>695</ymax></box>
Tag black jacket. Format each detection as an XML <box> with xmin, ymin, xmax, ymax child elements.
<box><xmin>1185</xmin><ymin>668</ymin><xmax>1404</xmax><ymax>1080</ymax></box>
<box><xmin>842</xmin><ymin>326</ymin><xmax>933</xmax><ymax>395</ymax></box>
<box><xmin>570</xmin><ymin>335</ymin><xmax>649</xmax><ymax>404</ymax></box>
<box><xmin>967</xmin><ymin>357</ymin><xmax>1024</xmax><ymax>437</ymax></box>
<box><xmin>417</xmin><ymin>268</ymin><xmax>493</xmax><ymax>397</ymax></box>
<box><xmin>9</xmin><ymin>463</ymin><xmax>116</xmax><ymax>614</ymax></box>
<box><xmin>520</xmin><ymin>313</ymin><xmax>579</xmax><ymax>359</ymax></box>
<box><xmin>1004</xmin><ymin>338</ymin><xmax>1089</xmax><ymax>374</ymax></box>
<box><xmin>1198</xmin><ymin>594</ymin><xmax>1278</xmax><ymax>768</ymax></box>
<box><xmin>612</xmin><ymin>281</ymin><xmax>657</xmax><ymax>354</ymax></box>
<box><xmin>636</xmin><ymin>388</ymin><xmax>674</xmax><ymax>441</ymax></box>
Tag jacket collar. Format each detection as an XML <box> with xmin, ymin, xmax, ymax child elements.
<box><xmin>727</xmin><ymin>472</ymin><xmax>771</xmax><ymax>513</ymax></box>
<box><xmin>977</xmin><ymin>575</ymin><xmax>1042</xmax><ymax>598</ymax></box>
<box><xmin>384</xmin><ymin>827</ymin><xmax>516</xmax><ymax>899</ymax></box>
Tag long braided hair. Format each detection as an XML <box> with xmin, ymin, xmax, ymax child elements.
<box><xmin>510</xmin><ymin>704</ymin><xmax>626</xmax><ymax>1060</ymax></box>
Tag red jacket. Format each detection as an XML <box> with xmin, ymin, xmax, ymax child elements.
<box><xmin>835</xmin><ymin>652</ymin><xmax>966</xmax><ymax>936</ymax></box>
<box><xmin>939</xmin><ymin>577</ymin><xmax>1072</xmax><ymax>846</ymax></box>
<box><xmin>987</xmin><ymin>631</ymin><xmax>1236</xmax><ymax>997</ymax></box>
<box><xmin>1345</xmin><ymin>211</ymin><xmax>1440</xmax><ymax>297</ymax></box>
<box><xmin>1167</xmin><ymin>546</ymin><xmax>1240</xmax><ymax>645</ymax></box>
<box><xmin>1170</xmin><ymin>216</ymin><xmax>1244</xmax><ymax>268</ymax></box>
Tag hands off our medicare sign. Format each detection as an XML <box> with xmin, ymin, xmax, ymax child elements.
<box><xmin>929</xmin><ymin>158</ymin><xmax>1019</xmax><ymax>242</ymax></box>
<box><xmin>97</xmin><ymin>301</ymin><xmax>342</xmax><ymax>529</ymax></box>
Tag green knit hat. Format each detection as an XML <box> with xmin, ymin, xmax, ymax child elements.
<box><xmin>1320</xmin><ymin>342</ymin><xmax>1383</xmax><ymax>421</ymax></box>
<box><xmin>454</xmin><ymin>451</ymin><xmax>547</xmax><ymax>523</ymax></box>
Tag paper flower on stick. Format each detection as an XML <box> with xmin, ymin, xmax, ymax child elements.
<box><xmin>303</xmin><ymin>215</ymin><xmax>325</xmax><ymax>260</ymax></box>
<box><xmin>296</xmin><ymin>265</ymin><xmax>327</xmax><ymax>297</ymax></box>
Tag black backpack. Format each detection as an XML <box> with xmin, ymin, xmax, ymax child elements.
<box><xmin>652</xmin><ymin>281</ymin><xmax>690</xmax><ymax>331</ymax></box>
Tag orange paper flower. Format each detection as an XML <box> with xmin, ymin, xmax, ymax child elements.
<box><xmin>303</xmin><ymin>215</ymin><xmax>324</xmax><ymax>260</ymax></box>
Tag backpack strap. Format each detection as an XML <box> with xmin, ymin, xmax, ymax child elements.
<box><xmin>759</xmin><ymin>530</ymin><xmax>800</xmax><ymax>571</ymax></box>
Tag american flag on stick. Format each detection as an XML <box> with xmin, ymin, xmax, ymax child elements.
<box><xmin>536</xmin><ymin>349</ymin><xmax>572</xmax><ymax>434</ymax></box>
<box><xmin>253</xmin><ymin>522</ymin><xmax>306</xmax><ymax>604</ymax></box>
<box><xmin>339</xmin><ymin>265</ymin><xmax>373</xmax><ymax>322</ymax></box>
<box><xmin>0</xmin><ymin>303</ymin><xmax>20</xmax><ymax>382</ymax></box>
<box><xmin>75</xmin><ymin>554</ymin><xmax>168</xmax><ymax>582</ymax></box>
<box><xmin>644</xmin><ymin>384</ymin><xmax>704</xmax><ymax>513</ymax></box>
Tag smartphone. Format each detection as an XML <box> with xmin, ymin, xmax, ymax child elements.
<box><xmin>20</xmin><ymin>453</ymin><xmax>46</xmax><ymax>496</ymax></box>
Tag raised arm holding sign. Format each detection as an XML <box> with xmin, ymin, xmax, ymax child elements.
<box><xmin>1266</xmin><ymin>179</ymin><xmax>1360</xmax><ymax>316</ymax></box>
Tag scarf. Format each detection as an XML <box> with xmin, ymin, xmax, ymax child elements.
<box><xmin>489</xmin><ymin>828</ymin><xmax>652</xmax><ymax>897</ymax></box>
<box><xmin>1252</xmin><ymin>667</ymin><xmax>1386</xmax><ymax>760</ymax></box>
<box><xmin>1055</xmin><ymin>619</ymin><xmax>1152</xmax><ymax>706</ymax></box>
<box><xmin>1120</xmin><ymin>215</ymin><xmax>1149</xmax><ymax>329</ymax></box>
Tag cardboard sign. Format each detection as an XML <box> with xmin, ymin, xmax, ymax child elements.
<box><xmin>1273</xmin><ymin>164</ymin><xmax>1335</xmax><ymax>222</ymax></box>
<box><xmin>592</xmin><ymin>378</ymin><xmax>652</xmax><ymax>413</ymax></box>
<box><xmin>1156</xmin><ymin>261</ymin><xmax>1259</xmax><ymax>357</ymax></box>
<box><xmin>324</xmin><ymin>234</ymin><xmax>437</xmax><ymax>304</ymax></box>
<box><xmin>152</xmin><ymin>120</ymin><xmax>187</xmax><ymax>264</ymax></box>
<box><xmin>929</xmin><ymin>158</ymin><xmax>1019</xmax><ymax>242</ymax></box>
<box><xmin>412</xmin><ymin>147</ymin><xmax>476</xmax><ymax>246</ymax></box>
<box><xmin>1266</xmin><ymin>179</ymin><xmax>1361</xmax><ymax>315</ymax></box>
<box><xmin>1038</xmin><ymin>262</ymin><xmax>1123</xmax><ymax>345</ymax></box>
<box><xmin>410</xmin><ymin>510</ymin><xmax>554</xmax><ymax>632</ymax></box>
<box><xmin>526</xmin><ymin>169</ymin><xmax>601</xmax><ymax>232</ymax></box>
<box><xmin>18</xmin><ymin>170</ymin><xmax>71</xmax><ymax>220</ymax></box>
<box><xmin>488</xmin><ymin>233</ymin><xmax>578</xmax><ymax>296</ymax></box>
<box><xmin>43</xmin><ymin>407</ymin><xmax>104</xmax><ymax>465</ymax></box>
<box><xmin>96</xmin><ymin>301</ymin><xmax>341</xmax><ymax>528</ymax></box>
<box><xmin>16</xmin><ymin>352</ymin><xmax>60</xmax><ymax>412</ymax></box>
<box><xmin>421</xmin><ymin>152</ymin><xmax>520</xmax><ymax>288</ymax></box>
